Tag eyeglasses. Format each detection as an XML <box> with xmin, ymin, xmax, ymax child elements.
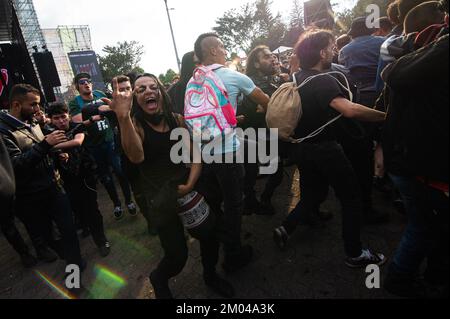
<box><xmin>78</xmin><ymin>79</ymin><xmax>92</xmax><ymax>85</ymax></box>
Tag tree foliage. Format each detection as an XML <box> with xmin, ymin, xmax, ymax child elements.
<box><xmin>158</xmin><ymin>69</ymin><xmax>178</xmax><ymax>86</ymax></box>
<box><xmin>99</xmin><ymin>41</ymin><xmax>145</xmax><ymax>84</ymax></box>
<box><xmin>335</xmin><ymin>0</ymin><xmax>395</xmax><ymax>33</ymax></box>
<box><xmin>214</xmin><ymin>0</ymin><xmax>298</xmax><ymax>55</ymax></box>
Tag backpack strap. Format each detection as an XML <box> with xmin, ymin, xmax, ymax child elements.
<box><xmin>291</xmin><ymin>71</ymin><xmax>353</xmax><ymax>144</ymax></box>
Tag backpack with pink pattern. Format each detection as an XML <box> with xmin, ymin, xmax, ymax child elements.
<box><xmin>184</xmin><ymin>64</ymin><xmax>237</xmax><ymax>143</ymax></box>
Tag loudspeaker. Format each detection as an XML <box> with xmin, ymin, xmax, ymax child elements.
<box><xmin>32</xmin><ymin>51</ymin><xmax>61</xmax><ymax>88</ymax></box>
<box><xmin>304</xmin><ymin>0</ymin><xmax>335</xmax><ymax>29</ymax></box>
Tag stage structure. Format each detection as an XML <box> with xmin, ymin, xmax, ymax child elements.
<box><xmin>42</xmin><ymin>26</ymin><xmax>94</xmax><ymax>96</ymax></box>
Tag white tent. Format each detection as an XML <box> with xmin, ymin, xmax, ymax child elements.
<box><xmin>272</xmin><ymin>46</ymin><xmax>293</xmax><ymax>54</ymax></box>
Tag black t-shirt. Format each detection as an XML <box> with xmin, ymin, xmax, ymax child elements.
<box><xmin>294</xmin><ymin>70</ymin><xmax>346</xmax><ymax>143</ymax></box>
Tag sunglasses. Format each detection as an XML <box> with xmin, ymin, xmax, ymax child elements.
<box><xmin>78</xmin><ymin>79</ymin><xmax>92</xmax><ymax>85</ymax></box>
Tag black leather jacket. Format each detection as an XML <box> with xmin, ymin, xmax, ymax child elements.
<box><xmin>0</xmin><ymin>111</ymin><xmax>58</xmax><ymax>197</ymax></box>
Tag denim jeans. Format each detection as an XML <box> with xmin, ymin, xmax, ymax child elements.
<box><xmin>89</xmin><ymin>141</ymin><xmax>132</xmax><ymax>207</ymax></box>
<box><xmin>389</xmin><ymin>175</ymin><xmax>449</xmax><ymax>282</ymax></box>
<box><xmin>283</xmin><ymin>141</ymin><xmax>363</xmax><ymax>257</ymax></box>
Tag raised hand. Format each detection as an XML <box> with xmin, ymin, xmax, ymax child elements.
<box><xmin>102</xmin><ymin>77</ymin><xmax>133</xmax><ymax>119</ymax></box>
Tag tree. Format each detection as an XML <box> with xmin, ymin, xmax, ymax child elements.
<box><xmin>289</xmin><ymin>0</ymin><xmax>304</xmax><ymax>28</ymax></box>
<box><xmin>284</xmin><ymin>0</ymin><xmax>305</xmax><ymax>47</ymax></box>
<box><xmin>213</xmin><ymin>4</ymin><xmax>260</xmax><ymax>55</ymax></box>
<box><xmin>334</xmin><ymin>0</ymin><xmax>395</xmax><ymax>33</ymax></box>
<box><xmin>159</xmin><ymin>69</ymin><xmax>178</xmax><ymax>86</ymax></box>
<box><xmin>214</xmin><ymin>0</ymin><xmax>288</xmax><ymax>56</ymax></box>
<box><xmin>98</xmin><ymin>41</ymin><xmax>145</xmax><ymax>84</ymax></box>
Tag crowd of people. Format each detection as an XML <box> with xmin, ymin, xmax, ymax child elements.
<box><xmin>0</xmin><ymin>0</ymin><xmax>448</xmax><ymax>299</ymax></box>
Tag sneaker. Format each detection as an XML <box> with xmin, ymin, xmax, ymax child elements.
<box><xmin>113</xmin><ymin>206</ymin><xmax>124</xmax><ymax>220</ymax></box>
<box><xmin>36</xmin><ymin>246</ymin><xmax>58</xmax><ymax>263</ymax></box>
<box><xmin>20</xmin><ymin>252</ymin><xmax>38</xmax><ymax>268</ymax></box>
<box><xmin>345</xmin><ymin>249</ymin><xmax>387</xmax><ymax>268</ymax></box>
<box><xmin>127</xmin><ymin>202</ymin><xmax>138</xmax><ymax>216</ymax></box>
<box><xmin>204</xmin><ymin>272</ymin><xmax>235</xmax><ymax>298</ymax></box>
<box><xmin>98</xmin><ymin>242</ymin><xmax>111</xmax><ymax>257</ymax></box>
<box><xmin>149</xmin><ymin>271</ymin><xmax>173</xmax><ymax>299</ymax></box>
<box><xmin>273</xmin><ymin>226</ymin><xmax>289</xmax><ymax>250</ymax></box>
<box><xmin>222</xmin><ymin>245</ymin><xmax>253</xmax><ymax>274</ymax></box>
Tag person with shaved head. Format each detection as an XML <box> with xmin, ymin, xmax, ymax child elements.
<box><xmin>192</xmin><ymin>33</ymin><xmax>270</xmax><ymax>274</ymax></box>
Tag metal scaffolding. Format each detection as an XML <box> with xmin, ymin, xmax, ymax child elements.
<box><xmin>12</xmin><ymin>0</ymin><xmax>47</xmax><ymax>93</ymax></box>
<box><xmin>42</xmin><ymin>26</ymin><xmax>92</xmax><ymax>97</ymax></box>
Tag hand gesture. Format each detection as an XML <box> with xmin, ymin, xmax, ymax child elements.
<box><xmin>102</xmin><ymin>77</ymin><xmax>133</xmax><ymax>119</ymax></box>
<box><xmin>45</xmin><ymin>130</ymin><xmax>67</xmax><ymax>146</ymax></box>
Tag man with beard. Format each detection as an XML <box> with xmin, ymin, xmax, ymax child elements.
<box><xmin>238</xmin><ymin>45</ymin><xmax>284</xmax><ymax>215</ymax></box>
<box><xmin>273</xmin><ymin>30</ymin><xmax>387</xmax><ymax>268</ymax></box>
<box><xmin>0</xmin><ymin>84</ymin><xmax>84</xmax><ymax>274</ymax></box>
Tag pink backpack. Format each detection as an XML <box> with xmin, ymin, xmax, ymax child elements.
<box><xmin>184</xmin><ymin>64</ymin><xmax>237</xmax><ymax>142</ymax></box>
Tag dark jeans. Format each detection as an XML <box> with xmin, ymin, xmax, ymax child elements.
<box><xmin>89</xmin><ymin>142</ymin><xmax>132</xmax><ymax>208</ymax></box>
<box><xmin>199</xmin><ymin>161</ymin><xmax>245</xmax><ymax>256</ymax></box>
<box><xmin>388</xmin><ymin>175</ymin><xmax>449</xmax><ymax>283</ymax></box>
<box><xmin>283</xmin><ymin>141</ymin><xmax>363</xmax><ymax>257</ymax></box>
<box><xmin>63</xmin><ymin>173</ymin><xmax>108</xmax><ymax>247</ymax></box>
<box><xmin>341</xmin><ymin>136</ymin><xmax>374</xmax><ymax>212</ymax></box>
<box><xmin>243</xmin><ymin>138</ymin><xmax>285</xmax><ymax>202</ymax></box>
<box><xmin>14</xmin><ymin>187</ymin><xmax>82</xmax><ymax>266</ymax></box>
<box><xmin>0</xmin><ymin>198</ymin><xmax>29</xmax><ymax>255</ymax></box>
<box><xmin>149</xmin><ymin>196</ymin><xmax>220</xmax><ymax>281</ymax></box>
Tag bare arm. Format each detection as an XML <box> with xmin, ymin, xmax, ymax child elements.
<box><xmin>248</xmin><ymin>87</ymin><xmax>270</xmax><ymax>112</ymax></box>
<box><xmin>330</xmin><ymin>97</ymin><xmax>386</xmax><ymax>122</ymax></box>
<box><xmin>104</xmin><ymin>77</ymin><xmax>144</xmax><ymax>164</ymax></box>
<box><xmin>54</xmin><ymin>133</ymin><xmax>85</xmax><ymax>150</ymax></box>
<box><xmin>176</xmin><ymin>115</ymin><xmax>202</xmax><ymax>197</ymax></box>
<box><xmin>72</xmin><ymin>114</ymin><xmax>83</xmax><ymax>124</ymax></box>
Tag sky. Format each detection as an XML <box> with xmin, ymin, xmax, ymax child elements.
<box><xmin>34</xmin><ymin>0</ymin><xmax>356</xmax><ymax>76</ymax></box>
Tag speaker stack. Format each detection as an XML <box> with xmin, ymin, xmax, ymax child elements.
<box><xmin>32</xmin><ymin>51</ymin><xmax>61</xmax><ymax>103</ymax></box>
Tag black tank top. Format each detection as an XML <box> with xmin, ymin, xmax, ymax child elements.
<box><xmin>139</xmin><ymin>117</ymin><xmax>188</xmax><ymax>190</ymax></box>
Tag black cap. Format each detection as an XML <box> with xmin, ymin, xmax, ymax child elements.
<box><xmin>73</xmin><ymin>72</ymin><xmax>91</xmax><ymax>85</ymax></box>
<box><xmin>348</xmin><ymin>17</ymin><xmax>376</xmax><ymax>38</ymax></box>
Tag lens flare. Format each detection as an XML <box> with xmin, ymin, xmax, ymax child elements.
<box><xmin>35</xmin><ymin>271</ymin><xmax>74</xmax><ymax>299</ymax></box>
<box><xmin>88</xmin><ymin>264</ymin><xmax>127</xmax><ymax>299</ymax></box>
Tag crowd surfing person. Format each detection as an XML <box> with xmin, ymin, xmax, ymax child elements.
<box><xmin>106</xmin><ymin>74</ymin><xmax>235</xmax><ymax>299</ymax></box>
